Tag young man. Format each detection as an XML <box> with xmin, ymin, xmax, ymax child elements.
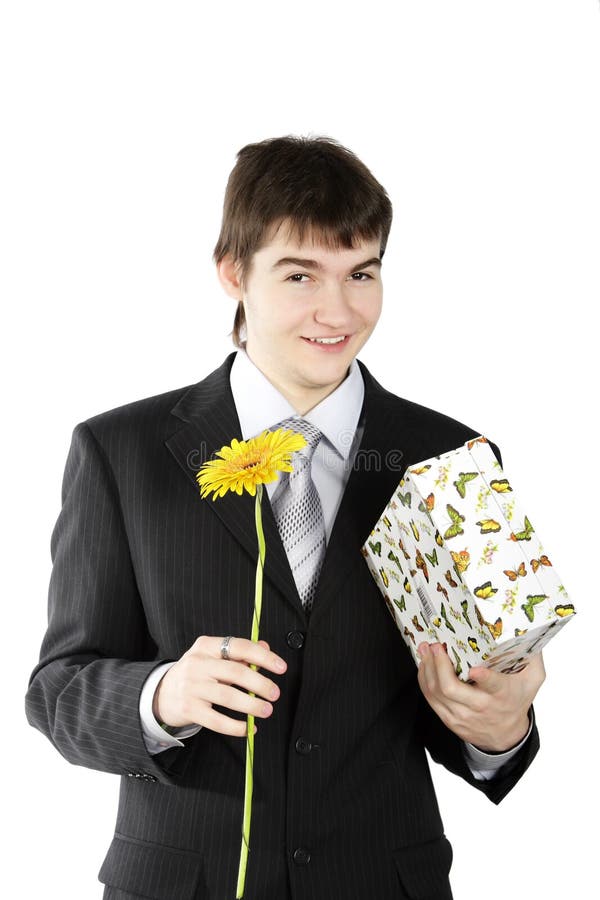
<box><xmin>26</xmin><ymin>135</ymin><xmax>543</xmax><ymax>900</ymax></box>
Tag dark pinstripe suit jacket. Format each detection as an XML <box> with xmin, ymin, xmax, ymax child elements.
<box><xmin>25</xmin><ymin>352</ymin><xmax>539</xmax><ymax>900</ymax></box>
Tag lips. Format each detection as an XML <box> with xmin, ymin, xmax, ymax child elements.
<box><xmin>301</xmin><ymin>335</ymin><xmax>351</xmax><ymax>351</ymax></box>
<box><xmin>302</xmin><ymin>335</ymin><xmax>348</xmax><ymax>344</ymax></box>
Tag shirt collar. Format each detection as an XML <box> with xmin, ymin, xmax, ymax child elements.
<box><xmin>229</xmin><ymin>347</ymin><xmax>364</xmax><ymax>460</ymax></box>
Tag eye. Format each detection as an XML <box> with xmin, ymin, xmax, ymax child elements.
<box><xmin>351</xmin><ymin>272</ymin><xmax>373</xmax><ymax>281</ymax></box>
<box><xmin>286</xmin><ymin>273</ymin><xmax>310</xmax><ymax>283</ymax></box>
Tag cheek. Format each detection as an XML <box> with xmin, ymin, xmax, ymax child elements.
<box><xmin>371</xmin><ymin>301</ymin><xmax>383</xmax><ymax>326</ymax></box>
<box><xmin>361</xmin><ymin>293</ymin><xmax>383</xmax><ymax>328</ymax></box>
<box><xmin>272</xmin><ymin>300</ymin><xmax>309</xmax><ymax>332</ymax></box>
<box><xmin>249</xmin><ymin>287</ymin><xmax>304</xmax><ymax>328</ymax></box>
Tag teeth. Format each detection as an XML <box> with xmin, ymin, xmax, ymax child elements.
<box><xmin>308</xmin><ymin>336</ymin><xmax>346</xmax><ymax>344</ymax></box>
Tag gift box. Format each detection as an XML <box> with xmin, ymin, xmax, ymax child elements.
<box><xmin>362</xmin><ymin>435</ymin><xmax>575</xmax><ymax>680</ymax></box>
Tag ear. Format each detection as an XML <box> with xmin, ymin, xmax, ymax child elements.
<box><xmin>216</xmin><ymin>253</ymin><xmax>244</xmax><ymax>301</ymax></box>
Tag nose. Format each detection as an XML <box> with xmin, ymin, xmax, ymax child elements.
<box><xmin>313</xmin><ymin>283</ymin><xmax>354</xmax><ymax>330</ymax></box>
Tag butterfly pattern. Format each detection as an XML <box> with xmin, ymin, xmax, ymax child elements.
<box><xmin>504</xmin><ymin>561</ymin><xmax>527</xmax><ymax>581</ymax></box>
<box><xmin>362</xmin><ymin>434</ymin><xmax>575</xmax><ymax>681</ymax></box>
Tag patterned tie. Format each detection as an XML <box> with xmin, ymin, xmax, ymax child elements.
<box><xmin>271</xmin><ymin>417</ymin><xmax>326</xmax><ymax>614</ymax></box>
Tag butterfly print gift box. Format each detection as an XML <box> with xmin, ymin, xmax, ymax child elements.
<box><xmin>362</xmin><ymin>436</ymin><xmax>575</xmax><ymax>681</ymax></box>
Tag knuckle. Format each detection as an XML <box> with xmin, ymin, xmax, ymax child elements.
<box><xmin>257</xmin><ymin>673</ymin><xmax>275</xmax><ymax>695</ymax></box>
<box><xmin>178</xmin><ymin>656</ymin><xmax>196</xmax><ymax>679</ymax></box>
<box><xmin>226</xmin><ymin>659</ymin><xmax>248</xmax><ymax>683</ymax></box>
<box><xmin>253</xmin><ymin>670</ymin><xmax>269</xmax><ymax>693</ymax></box>
<box><xmin>195</xmin><ymin>634</ymin><xmax>210</xmax><ymax>650</ymax></box>
<box><xmin>472</xmin><ymin>698</ymin><xmax>487</xmax><ymax>716</ymax></box>
<box><xmin>458</xmin><ymin>709</ymin><xmax>475</xmax><ymax>732</ymax></box>
<box><xmin>443</xmin><ymin>683</ymin><xmax>459</xmax><ymax>702</ymax></box>
<box><xmin>214</xmin><ymin>683</ymin><xmax>231</xmax><ymax>705</ymax></box>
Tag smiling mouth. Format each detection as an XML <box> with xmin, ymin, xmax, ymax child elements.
<box><xmin>303</xmin><ymin>335</ymin><xmax>349</xmax><ymax>344</ymax></box>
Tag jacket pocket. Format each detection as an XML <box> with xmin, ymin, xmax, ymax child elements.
<box><xmin>392</xmin><ymin>835</ymin><xmax>453</xmax><ymax>900</ymax></box>
<box><xmin>98</xmin><ymin>832</ymin><xmax>207</xmax><ymax>900</ymax></box>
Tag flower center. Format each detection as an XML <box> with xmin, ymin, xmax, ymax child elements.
<box><xmin>233</xmin><ymin>450</ymin><xmax>267</xmax><ymax>471</ymax></box>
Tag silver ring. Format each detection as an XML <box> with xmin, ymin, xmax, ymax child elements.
<box><xmin>220</xmin><ymin>636</ymin><xmax>233</xmax><ymax>660</ymax></box>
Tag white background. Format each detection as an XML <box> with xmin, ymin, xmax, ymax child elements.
<box><xmin>2</xmin><ymin>1</ymin><xmax>598</xmax><ymax>897</ymax></box>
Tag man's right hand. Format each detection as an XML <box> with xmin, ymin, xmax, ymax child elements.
<box><xmin>152</xmin><ymin>636</ymin><xmax>287</xmax><ymax>737</ymax></box>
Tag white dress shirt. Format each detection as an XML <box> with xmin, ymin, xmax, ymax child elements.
<box><xmin>139</xmin><ymin>348</ymin><xmax>532</xmax><ymax>778</ymax></box>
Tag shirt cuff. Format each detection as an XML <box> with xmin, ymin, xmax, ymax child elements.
<box><xmin>139</xmin><ymin>661</ymin><xmax>203</xmax><ymax>755</ymax></box>
<box><xmin>463</xmin><ymin>709</ymin><xmax>534</xmax><ymax>781</ymax></box>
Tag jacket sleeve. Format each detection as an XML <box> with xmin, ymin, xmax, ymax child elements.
<box><xmin>25</xmin><ymin>421</ymin><xmax>193</xmax><ymax>785</ymax></box>
<box><xmin>417</xmin><ymin>687</ymin><xmax>540</xmax><ymax>804</ymax></box>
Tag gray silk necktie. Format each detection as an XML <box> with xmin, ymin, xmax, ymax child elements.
<box><xmin>271</xmin><ymin>417</ymin><xmax>326</xmax><ymax>614</ymax></box>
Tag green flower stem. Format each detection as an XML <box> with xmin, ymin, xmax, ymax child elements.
<box><xmin>236</xmin><ymin>484</ymin><xmax>266</xmax><ymax>899</ymax></box>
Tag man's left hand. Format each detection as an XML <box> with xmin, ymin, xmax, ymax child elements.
<box><xmin>417</xmin><ymin>642</ymin><xmax>545</xmax><ymax>752</ymax></box>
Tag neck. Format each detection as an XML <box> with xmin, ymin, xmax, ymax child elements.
<box><xmin>242</xmin><ymin>346</ymin><xmax>351</xmax><ymax>415</ymax></box>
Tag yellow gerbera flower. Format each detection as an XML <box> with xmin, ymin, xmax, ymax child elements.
<box><xmin>196</xmin><ymin>427</ymin><xmax>307</xmax><ymax>499</ymax></box>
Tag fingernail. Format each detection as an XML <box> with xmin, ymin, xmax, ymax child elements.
<box><xmin>418</xmin><ymin>642</ymin><xmax>430</xmax><ymax>658</ymax></box>
<box><xmin>274</xmin><ymin>658</ymin><xmax>286</xmax><ymax>672</ymax></box>
<box><xmin>262</xmin><ymin>703</ymin><xmax>273</xmax><ymax>716</ymax></box>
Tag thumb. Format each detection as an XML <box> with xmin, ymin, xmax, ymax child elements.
<box><xmin>468</xmin><ymin>665</ymin><xmax>504</xmax><ymax>694</ymax></box>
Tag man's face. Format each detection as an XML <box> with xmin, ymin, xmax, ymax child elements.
<box><xmin>222</xmin><ymin>222</ymin><xmax>383</xmax><ymax>413</ymax></box>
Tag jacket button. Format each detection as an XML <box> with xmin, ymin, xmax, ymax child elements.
<box><xmin>293</xmin><ymin>847</ymin><xmax>311</xmax><ymax>866</ymax></box>
<box><xmin>286</xmin><ymin>630</ymin><xmax>305</xmax><ymax>650</ymax></box>
<box><xmin>295</xmin><ymin>737</ymin><xmax>312</xmax><ymax>755</ymax></box>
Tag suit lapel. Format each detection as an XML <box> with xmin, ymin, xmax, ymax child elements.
<box><xmin>164</xmin><ymin>353</ymin><xmax>303</xmax><ymax>617</ymax></box>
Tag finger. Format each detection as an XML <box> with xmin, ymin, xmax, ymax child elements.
<box><xmin>417</xmin><ymin>645</ymin><xmax>452</xmax><ymax>722</ymax></box>
<box><xmin>211</xmin><ymin>659</ymin><xmax>281</xmax><ymax>701</ymax></box>
<box><xmin>211</xmin><ymin>636</ymin><xmax>287</xmax><ymax>673</ymax></box>
<box><xmin>417</xmin><ymin>645</ymin><xmax>459</xmax><ymax>721</ymax></box>
<box><xmin>199</xmin><ymin>705</ymin><xmax>258</xmax><ymax>738</ymax></box>
<box><xmin>417</xmin><ymin>643</ymin><xmax>439</xmax><ymax>694</ymax></box>
<box><xmin>470</xmin><ymin>651</ymin><xmax>545</xmax><ymax>692</ymax></box>
<box><xmin>417</xmin><ymin>642</ymin><xmax>431</xmax><ymax>661</ymax></box>
<box><xmin>202</xmin><ymin>681</ymin><xmax>275</xmax><ymax>719</ymax></box>
<box><xmin>524</xmin><ymin>651</ymin><xmax>546</xmax><ymax>682</ymax></box>
<box><xmin>417</xmin><ymin>643</ymin><xmax>449</xmax><ymax>692</ymax></box>
<box><xmin>426</xmin><ymin>643</ymin><xmax>475</xmax><ymax>707</ymax></box>
<box><xmin>467</xmin><ymin>665</ymin><xmax>506</xmax><ymax>695</ymax></box>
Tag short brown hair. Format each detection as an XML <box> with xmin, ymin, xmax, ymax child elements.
<box><xmin>213</xmin><ymin>134</ymin><xmax>393</xmax><ymax>347</ymax></box>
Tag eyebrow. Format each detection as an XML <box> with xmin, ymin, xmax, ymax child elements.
<box><xmin>271</xmin><ymin>256</ymin><xmax>382</xmax><ymax>274</ymax></box>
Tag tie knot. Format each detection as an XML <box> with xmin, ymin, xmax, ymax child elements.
<box><xmin>276</xmin><ymin>417</ymin><xmax>323</xmax><ymax>459</ymax></box>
